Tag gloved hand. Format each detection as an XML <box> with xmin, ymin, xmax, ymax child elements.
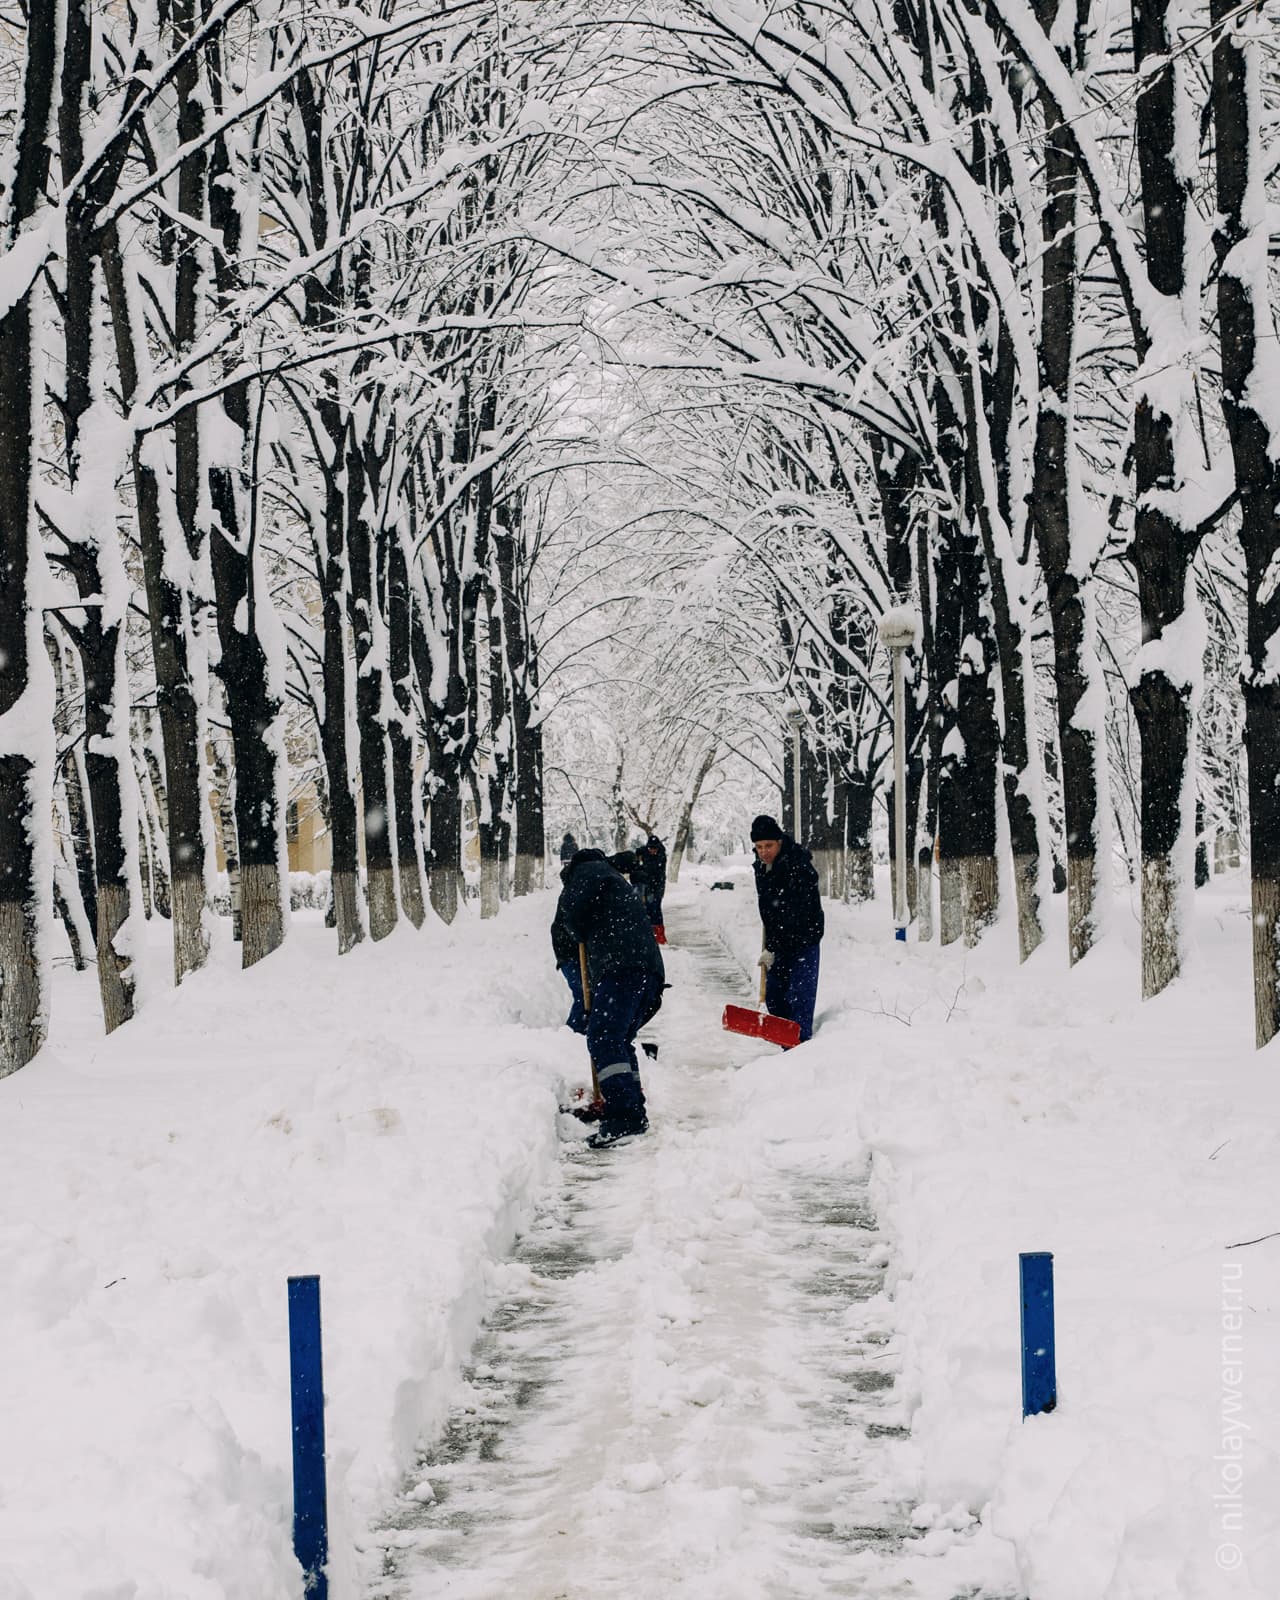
<box><xmin>758</xmin><ymin>949</ymin><xmax>774</xmax><ymax>971</ymax></box>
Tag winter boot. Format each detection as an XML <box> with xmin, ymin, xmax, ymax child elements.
<box><xmin>641</xmin><ymin>1041</ymin><xmax>659</xmax><ymax>1060</ymax></box>
<box><xmin>588</xmin><ymin>1113</ymin><xmax>649</xmax><ymax>1149</ymax></box>
<box><xmin>590</xmin><ymin>1062</ymin><xmax>648</xmax><ymax>1146</ymax></box>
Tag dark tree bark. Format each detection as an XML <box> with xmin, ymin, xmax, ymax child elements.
<box><xmin>56</xmin><ymin>0</ymin><xmax>140</xmax><ymax>1030</ymax></box>
<box><xmin>318</xmin><ymin>449</ymin><xmax>364</xmax><ymax>951</ymax></box>
<box><xmin>872</xmin><ymin>437</ymin><xmax>924</xmax><ymax>917</ymax></box>
<box><xmin>347</xmin><ymin>435</ymin><xmax>398</xmax><ymax>940</ymax></box>
<box><xmin>101</xmin><ymin>21</ymin><xmax>210</xmax><ymax>987</ymax></box>
<box><xmin>931</xmin><ymin>376</ymin><xmax>1000</xmax><ymax>947</ymax></box>
<box><xmin>478</xmin><ymin>583</ymin><xmax>512</xmax><ymax>920</ymax></box>
<box><xmin>1027</xmin><ymin>0</ymin><xmax>1104</xmax><ymax>967</ymax></box>
<box><xmin>1210</xmin><ymin>0</ymin><xmax>1280</xmax><ymax>1045</ymax></box>
<box><xmin>915</xmin><ymin>518</ymin><xmax>937</xmax><ymax>940</ymax></box>
<box><xmin>1128</xmin><ymin>0</ymin><xmax>1200</xmax><ymax>998</ymax></box>
<box><xmin>951</xmin><ymin>52</ymin><xmax>1044</xmax><ymax>961</ymax></box>
<box><xmin>845</xmin><ymin>770</ymin><xmax>875</xmax><ymax>903</ymax></box>
<box><xmin>290</xmin><ymin>62</ymin><xmax>363</xmax><ymax>953</ymax></box>
<box><xmin>0</xmin><ymin>5</ymin><xmax>59</xmax><ymax>1073</ymax></box>
<box><xmin>495</xmin><ymin>498</ymin><xmax>544</xmax><ymax>895</ymax></box>
<box><xmin>202</xmin><ymin>50</ymin><xmax>286</xmax><ymax>966</ymax></box>
<box><xmin>61</xmin><ymin>748</ymin><xmax>99</xmax><ymax>944</ymax></box>
<box><xmin>386</xmin><ymin>532</ymin><xmax>426</xmax><ymax>928</ymax></box>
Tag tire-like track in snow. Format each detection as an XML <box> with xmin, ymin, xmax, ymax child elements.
<box><xmin>365</xmin><ymin>897</ymin><xmax>1012</xmax><ymax>1600</ymax></box>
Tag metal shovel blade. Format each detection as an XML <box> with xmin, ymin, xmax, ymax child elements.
<box><xmin>721</xmin><ymin>1003</ymin><xmax>801</xmax><ymax>1049</ymax></box>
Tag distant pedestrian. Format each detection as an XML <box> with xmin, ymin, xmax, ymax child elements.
<box><xmin>633</xmin><ymin>835</ymin><xmax>668</xmax><ymax>934</ymax></box>
<box><xmin>750</xmin><ymin>814</ymin><xmax>823</xmax><ymax>1044</ymax></box>
<box><xmin>559</xmin><ymin>831</ymin><xmax>578</xmax><ymax>865</ymax></box>
<box><xmin>554</xmin><ymin>848</ymin><xmax>664</xmax><ymax>1146</ymax></box>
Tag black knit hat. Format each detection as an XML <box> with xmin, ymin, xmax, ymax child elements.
<box><xmin>750</xmin><ymin>814</ymin><xmax>784</xmax><ymax>842</ymax></box>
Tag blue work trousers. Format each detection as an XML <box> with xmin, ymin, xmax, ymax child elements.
<box><xmin>586</xmin><ymin>971</ymin><xmax>663</xmax><ymax>1125</ymax></box>
<box><xmin>559</xmin><ymin>960</ymin><xmax>588</xmax><ymax>1035</ymax></box>
<box><xmin>764</xmin><ymin>944</ymin><xmax>820</xmax><ymax>1043</ymax></box>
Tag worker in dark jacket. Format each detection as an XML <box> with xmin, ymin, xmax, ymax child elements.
<box><xmin>750</xmin><ymin>814</ymin><xmax>823</xmax><ymax>1044</ymax></box>
<box><xmin>559</xmin><ymin>831</ymin><xmax>579</xmax><ymax>865</ymax></box>
<box><xmin>632</xmin><ymin>835</ymin><xmax>668</xmax><ymax>934</ymax></box>
<box><xmin>554</xmin><ymin>848</ymin><xmax>664</xmax><ymax>1145</ymax></box>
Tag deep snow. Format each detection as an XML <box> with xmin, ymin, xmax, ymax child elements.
<box><xmin>0</xmin><ymin>865</ymin><xmax>1275</xmax><ymax>1599</ymax></box>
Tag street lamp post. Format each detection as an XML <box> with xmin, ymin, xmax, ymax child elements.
<box><xmin>786</xmin><ymin>707</ymin><xmax>804</xmax><ymax>840</ymax></box>
<box><xmin>877</xmin><ymin>610</ymin><xmax>918</xmax><ymax>943</ymax></box>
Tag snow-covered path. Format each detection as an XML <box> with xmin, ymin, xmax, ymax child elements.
<box><xmin>365</xmin><ymin>899</ymin><xmax>1012</xmax><ymax>1600</ymax></box>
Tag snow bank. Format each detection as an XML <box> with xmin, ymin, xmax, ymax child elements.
<box><xmin>0</xmin><ymin>898</ymin><xmax>570</xmax><ymax>1600</ymax></box>
<box><xmin>693</xmin><ymin>858</ymin><xmax>1280</xmax><ymax>1599</ymax></box>
<box><xmin>9</xmin><ymin>862</ymin><xmax>1278</xmax><ymax>1599</ymax></box>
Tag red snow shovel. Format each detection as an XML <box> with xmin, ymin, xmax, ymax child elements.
<box><xmin>721</xmin><ymin>940</ymin><xmax>801</xmax><ymax>1049</ymax></box>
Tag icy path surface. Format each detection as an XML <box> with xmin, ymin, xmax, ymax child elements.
<box><xmin>365</xmin><ymin>899</ymin><xmax>1013</xmax><ymax>1600</ymax></box>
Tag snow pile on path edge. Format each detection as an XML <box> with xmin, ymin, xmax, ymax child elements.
<box><xmin>694</xmin><ymin>858</ymin><xmax>1280</xmax><ymax>1600</ymax></box>
<box><xmin>0</xmin><ymin>896</ymin><xmax>571</xmax><ymax>1600</ymax></box>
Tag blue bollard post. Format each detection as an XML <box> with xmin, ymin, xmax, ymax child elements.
<box><xmin>288</xmin><ymin>1276</ymin><xmax>329</xmax><ymax>1598</ymax></box>
<box><xmin>1019</xmin><ymin>1252</ymin><xmax>1057</xmax><ymax>1418</ymax></box>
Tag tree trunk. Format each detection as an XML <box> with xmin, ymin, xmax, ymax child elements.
<box><xmin>670</xmin><ymin>744</ymin><xmax>717</xmax><ymax>883</ymax></box>
<box><xmin>1029</xmin><ymin>0</ymin><xmax>1106</xmax><ymax>966</ymax></box>
<box><xmin>318</xmin><ymin>464</ymin><xmax>364</xmax><ymax>954</ymax></box>
<box><xmin>429</xmin><ymin>782</ymin><xmax>463</xmax><ymax>924</ymax></box>
<box><xmin>59</xmin><ymin>0</ymin><xmax>139</xmax><ymax>1034</ymax></box>
<box><xmin>103</xmin><ymin>243</ymin><xmax>211</xmax><ymax>985</ymax></box>
<box><xmin>204</xmin><ymin>108</ymin><xmax>287</xmax><ymax>971</ymax></box>
<box><xmin>80</xmin><ymin>615</ymin><xmax>137</xmax><ymax>1028</ymax></box>
<box><xmin>54</xmin><ymin>871</ymin><xmax>93</xmax><ymax>972</ymax></box>
<box><xmin>1130</xmin><ymin>0</ymin><xmax>1200</xmax><ymax>999</ymax></box>
<box><xmin>956</xmin><ymin>289</ymin><xmax>1042</xmax><ymax>961</ymax></box>
<box><xmin>512</xmin><ymin>711</ymin><xmax>545</xmax><ymax>896</ymax></box>
<box><xmin>874</xmin><ymin>436</ymin><xmax>924</xmax><ymax>923</ymax></box>
<box><xmin>846</xmin><ymin>774</ymin><xmax>874</xmax><ymax>903</ymax></box>
<box><xmin>61</xmin><ymin>747</ymin><xmax>98</xmax><ymax>943</ymax></box>
<box><xmin>386</xmin><ymin>537</ymin><xmax>425</xmax><ymax>929</ymax></box>
<box><xmin>931</xmin><ymin>500</ymin><xmax>998</xmax><ymax>946</ymax></box>
<box><xmin>347</xmin><ymin>444</ymin><xmax>397</xmax><ymax>942</ymax></box>
<box><xmin>208</xmin><ymin>441</ymin><xmax>287</xmax><ymax>968</ymax></box>
<box><xmin>917</xmin><ymin>845</ymin><xmax>934</xmax><ymax>943</ymax></box>
<box><xmin>1211</xmin><ymin>0</ymin><xmax>1280</xmax><ymax>1045</ymax></box>
<box><xmin>212</xmin><ymin>742</ymin><xmax>241</xmax><ymax>941</ymax></box>
<box><xmin>613</xmin><ymin>760</ymin><xmax>629</xmax><ymax>851</ymax></box>
<box><xmin>0</xmin><ymin>6</ymin><xmax>57</xmax><ymax>1074</ymax></box>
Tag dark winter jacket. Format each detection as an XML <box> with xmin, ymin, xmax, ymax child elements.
<box><xmin>559</xmin><ymin>832</ymin><xmax>579</xmax><ymax>864</ymax></box>
<box><xmin>753</xmin><ymin>835</ymin><xmax>824</xmax><ymax>955</ymax></box>
<box><xmin>555</xmin><ymin>849</ymin><xmax>665</xmax><ymax>982</ymax></box>
<box><xmin>608</xmin><ymin>849</ymin><xmax>640</xmax><ymax>883</ymax></box>
<box><xmin>632</xmin><ymin>838</ymin><xmax>667</xmax><ymax>897</ymax></box>
<box><xmin>551</xmin><ymin>861</ymin><xmax>580</xmax><ymax>967</ymax></box>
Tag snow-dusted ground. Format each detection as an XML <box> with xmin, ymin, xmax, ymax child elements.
<box><xmin>367</xmin><ymin>903</ymin><xmax>1015</xmax><ymax>1599</ymax></box>
<box><xmin>1</xmin><ymin>865</ymin><xmax>1276</xmax><ymax>1599</ymax></box>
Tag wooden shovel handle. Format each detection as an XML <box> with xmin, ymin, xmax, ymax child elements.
<box><xmin>759</xmin><ymin>927</ymin><xmax>768</xmax><ymax>1007</ymax></box>
<box><xmin>579</xmin><ymin>943</ymin><xmax>601</xmax><ymax>1104</ymax></box>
